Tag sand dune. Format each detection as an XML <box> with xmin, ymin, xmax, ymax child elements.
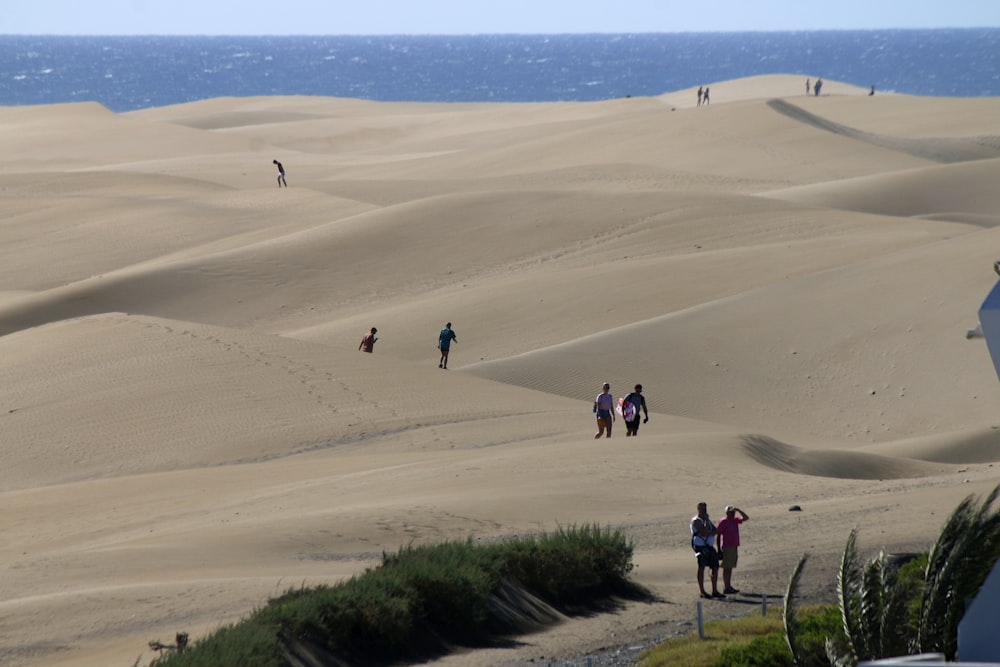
<box><xmin>2</xmin><ymin>75</ymin><xmax>1000</xmax><ymax>666</ymax></box>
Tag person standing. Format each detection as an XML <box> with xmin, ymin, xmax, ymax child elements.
<box><xmin>805</xmin><ymin>78</ymin><xmax>811</xmax><ymax>95</ymax></box>
<box><xmin>438</xmin><ymin>322</ymin><xmax>457</xmax><ymax>369</ymax></box>
<box><xmin>814</xmin><ymin>78</ymin><xmax>823</xmax><ymax>96</ymax></box>
<box><xmin>697</xmin><ymin>86</ymin><xmax>703</xmax><ymax>106</ymax></box>
<box><xmin>273</xmin><ymin>159</ymin><xmax>287</xmax><ymax>187</ymax></box>
<box><xmin>622</xmin><ymin>384</ymin><xmax>649</xmax><ymax>437</ymax></box>
<box><xmin>593</xmin><ymin>382</ymin><xmax>615</xmax><ymax>438</ymax></box>
<box><xmin>358</xmin><ymin>327</ymin><xmax>378</xmax><ymax>353</ymax></box>
<box><xmin>691</xmin><ymin>502</ymin><xmax>724</xmax><ymax>599</ymax></box>
<box><xmin>716</xmin><ymin>505</ymin><xmax>749</xmax><ymax>595</ymax></box>
<box><xmin>702</xmin><ymin>87</ymin><xmax>710</xmax><ymax>105</ymax></box>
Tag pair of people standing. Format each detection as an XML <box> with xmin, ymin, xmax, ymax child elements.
<box><xmin>592</xmin><ymin>383</ymin><xmax>648</xmax><ymax>438</ymax></box>
<box><xmin>691</xmin><ymin>502</ymin><xmax>749</xmax><ymax>599</ymax></box>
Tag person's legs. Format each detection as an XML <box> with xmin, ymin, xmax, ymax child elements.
<box><xmin>722</xmin><ymin>547</ymin><xmax>739</xmax><ymax>592</ymax></box>
<box><xmin>710</xmin><ymin>566</ymin><xmax>721</xmax><ymax>595</ymax></box>
<box><xmin>696</xmin><ymin>565</ymin><xmax>707</xmax><ymax>596</ymax></box>
<box><xmin>594</xmin><ymin>417</ymin><xmax>607</xmax><ymax>438</ymax></box>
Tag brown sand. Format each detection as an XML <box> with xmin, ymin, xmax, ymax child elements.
<box><xmin>2</xmin><ymin>74</ymin><xmax>1000</xmax><ymax>665</ymax></box>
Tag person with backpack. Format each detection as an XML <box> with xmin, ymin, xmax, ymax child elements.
<box><xmin>691</xmin><ymin>501</ymin><xmax>725</xmax><ymax>599</ymax></box>
<box><xmin>621</xmin><ymin>384</ymin><xmax>649</xmax><ymax>437</ymax></box>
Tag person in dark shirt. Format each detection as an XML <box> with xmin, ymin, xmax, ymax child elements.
<box><xmin>438</xmin><ymin>322</ymin><xmax>457</xmax><ymax>368</ymax></box>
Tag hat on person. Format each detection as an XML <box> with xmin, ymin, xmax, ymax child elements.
<box><xmin>725</xmin><ymin>505</ymin><xmax>735</xmax><ymax>513</ymax></box>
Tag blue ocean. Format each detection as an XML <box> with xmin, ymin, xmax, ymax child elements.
<box><xmin>1</xmin><ymin>30</ymin><xmax>998</xmax><ymax>112</ymax></box>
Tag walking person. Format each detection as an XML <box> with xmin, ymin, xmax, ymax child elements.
<box><xmin>438</xmin><ymin>322</ymin><xmax>457</xmax><ymax>369</ymax></box>
<box><xmin>691</xmin><ymin>501</ymin><xmax>724</xmax><ymax>599</ymax></box>
<box><xmin>717</xmin><ymin>505</ymin><xmax>749</xmax><ymax>594</ymax></box>
<box><xmin>273</xmin><ymin>159</ymin><xmax>287</xmax><ymax>187</ymax></box>
<box><xmin>593</xmin><ymin>382</ymin><xmax>615</xmax><ymax>438</ymax></box>
<box><xmin>358</xmin><ymin>327</ymin><xmax>378</xmax><ymax>353</ymax></box>
<box><xmin>621</xmin><ymin>384</ymin><xmax>649</xmax><ymax>437</ymax></box>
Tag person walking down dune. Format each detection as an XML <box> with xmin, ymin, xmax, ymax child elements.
<box><xmin>273</xmin><ymin>159</ymin><xmax>287</xmax><ymax>187</ymax></box>
<box><xmin>697</xmin><ymin>86</ymin><xmax>703</xmax><ymax>106</ymax></box>
<box><xmin>359</xmin><ymin>327</ymin><xmax>378</xmax><ymax>353</ymax></box>
<box><xmin>806</xmin><ymin>78</ymin><xmax>811</xmax><ymax>95</ymax></box>
<box><xmin>438</xmin><ymin>322</ymin><xmax>457</xmax><ymax>369</ymax></box>
<box><xmin>813</xmin><ymin>78</ymin><xmax>823</xmax><ymax>96</ymax></box>
<box><xmin>621</xmin><ymin>384</ymin><xmax>649</xmax><ymax>437</ymax></box>
<box><xmin>593</xmin><ymin>382</ymin><xmax>615</xmax><ymax>438</ymax></box>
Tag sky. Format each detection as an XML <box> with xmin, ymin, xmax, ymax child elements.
<box><xmin>3</xmin><ymin>0</ymin><xmax>999</xmax><ymax>35</ymax></box>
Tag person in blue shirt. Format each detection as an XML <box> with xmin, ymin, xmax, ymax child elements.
<box><xmin>438</xmin><ymin>322</ymin><xmax>457</xmax><ymax>369</ymax></box>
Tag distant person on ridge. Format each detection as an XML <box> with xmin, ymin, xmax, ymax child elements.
<box><xmin>359</xmin><ymin>327</ymin><xmax>378</xmax><ymax>353</ymax></box>
<box><xmin>697</xmin><ymin>86</ymin><xmax>703</xmax><ymax>106</ymax></box>
<box><xmin>814</xmin><ymin>78</ymin><xmax>823</xmax><ymax>96</ymax></box>
<box><xmin>593</xmin><ymin>382</ymin><xmax>615</xmax><ymax>438</ymax></box>
<box><xmin>702</xmin><ymin>86</ymin><xmax>710</xmax><ymax>105</ymax></box>
<box><xmin>273</xmin><ymin>159</ymin><xmax>287</xmax><ymax>187</ymax></box>
<box><xmin>438</xmin><ymin>322</ymin><xmax>457</xmax><ymax>369</ymax></box>
<box><xmin>805</xmin><ymin>78</ymin><xmax>811</xmax><ymax>95</ymax></box>
<box><xmin>869</xmin><ymin>84</ymin><xmax>875</xmax><ymax>96</ymax></box>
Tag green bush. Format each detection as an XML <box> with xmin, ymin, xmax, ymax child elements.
<box><xmin>150</xmin><ymin>524</ymin><xmax>644</xmax><ymax>667</ymax></box>
<box><xmin>716</xmin><ymin>633</ymin><xmax>795</xmax><ymax>667</ymax></box>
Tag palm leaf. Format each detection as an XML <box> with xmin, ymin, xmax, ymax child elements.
<box><xmin>784</xmin><ymin>552</ymin><xmax>809</xmax><ymax>666</ymax></box>
<box><xmin>919</xmin><ymin>484</ymin><xmax>1000</xmax><ymax>658</ymax></box>
<box><xmin>837</xmin><ymin>527</ymin><xmax>862</xmax><ymax>662</ymax></box>
<box><xmin>878</xmin><ymin>552</ymin><xmax>913</xmax><ymax>658</ymax></box>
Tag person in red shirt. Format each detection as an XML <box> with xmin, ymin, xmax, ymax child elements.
<box><xmin>716</xmin><ymin>505</ymin><xmax>749</xmax><ymax>595</ymax></box>
<box><xmin>359</xmin><ymin>327</ymin><xmax>378</xmax><ymax>353</ymax></box>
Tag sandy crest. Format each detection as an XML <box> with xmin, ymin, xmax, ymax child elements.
<box><xmin>2</xmin><ymin>75</ymin><xmax>1000</xmax><ymax>666</ymax></box>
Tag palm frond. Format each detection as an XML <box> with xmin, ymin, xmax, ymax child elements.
<box><xmin>919</xmin><ymin>494</ymin><xmax>976</xmax><ymax>651</ymax></box>
<box><xmin>824</xmin><ymin>636</ymin><xmax>855</xmax><ymax>667</ymax></box>
<box><xmin>877</xmin><ymin>552</ymin><xmax>913</xmax><ymax>658</ymax></box>
<box><xmin>857</xmin><ymin>552</ymin><xmax>884</xmax><ymax>660</ymax></box>
<box><xmin>784</xmin><ymin>552</ymin><xmax>809</xmax><ymax>666</ymax></box>
<box><xmin>837</xmin><ymin>527</ymin><xmax>862</xmax><ymax>662</ymax></box>
<box><xmin>919</xmin><ymin>484</ymin><xmax>1000</xmax><ymax>659</ymax></box>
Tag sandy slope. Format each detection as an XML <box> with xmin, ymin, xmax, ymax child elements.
<box><xmin>2</xmin><ymin>74</ymin><xmax>1000</xmax><ymax>666</ymax></box>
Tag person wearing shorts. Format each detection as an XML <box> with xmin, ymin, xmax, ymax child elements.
<box><xmin>622</xmin><ymin>384</ymin><xmax>649</xmax><ymax>436</ymax></box>
<box><xmin>593</xmin><ymin>382</ymin><xmax>615</xmax><ymax>438</ymax></box>
<box><xmin>692</xmin><ymin>501</ymin><xmax>724</xmax><ymax>599</ymax></box>
<box><xmin>273</xmin><ymin>159</ymin><xmax>287</xmax><ymax>187</ymax></box>
<box><xmin>717</xmin><ymin>505</ymin><xmax>749</xmax><ymax>594</ymax></box>
<box><xmin>438</xmin><ymin>322</ymin><xmax>457</xmax><ymax>369</ymax></box>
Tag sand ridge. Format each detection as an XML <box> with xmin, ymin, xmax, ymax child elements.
<box><xmin>2</xmin><ymin>74</ymin><xmax>1000</xmax><ymax>666</ymax></box>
